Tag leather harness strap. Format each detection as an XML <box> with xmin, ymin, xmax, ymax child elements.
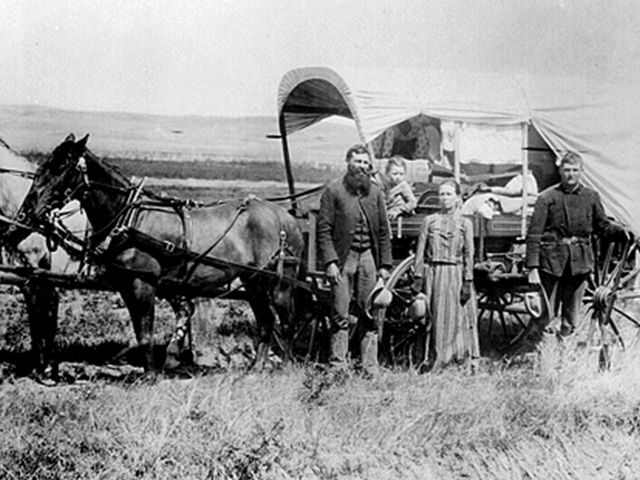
<box><xmin>108</xmin><ymin>227</ymin><xmax>310</xmax><ymax>292</ymax></box>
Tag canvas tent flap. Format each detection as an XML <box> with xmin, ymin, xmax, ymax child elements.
<box><xmin>277</xmin><ymin>66</ymin><xmax>640</xmax><ymax>234</ymax></box>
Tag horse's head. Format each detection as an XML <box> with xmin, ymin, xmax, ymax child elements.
<box><xmin>16</xmin><ymin>133</ymin><xmax>91</xmax><ymax>236</ymax></box>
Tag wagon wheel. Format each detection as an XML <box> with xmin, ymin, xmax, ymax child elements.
<box><xmin>476</xmin><ymin>272</ymin><xmax>546</xmax><ymax>351</ymax></box>
<box><xmin>379</xmin><ymin>254</ymin><xmax>427</xmax><ymax>368</ymax></box>
<box><xmin>583</xmin><ymin>238</ymin><xmax>640</xmax><ymax>369</ymax></box>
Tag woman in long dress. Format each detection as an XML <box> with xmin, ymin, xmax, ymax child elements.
<box><xmin>413</xmin><ymin>180</ymin><xmax>480</xmax><ymax>370</ymax></box>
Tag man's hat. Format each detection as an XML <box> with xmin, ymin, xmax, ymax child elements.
<box><xmin>366</xmin><ymin>278</ymin><xmax>393</xmax><ymax>318</ymax></box>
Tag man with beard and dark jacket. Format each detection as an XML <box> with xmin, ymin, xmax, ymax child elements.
<box><xmin>317</xmin><ymin>144</ymin><xmax>392</xmax><ymax>376</ymax></box>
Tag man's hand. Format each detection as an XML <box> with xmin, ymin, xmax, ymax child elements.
<box><xmin>460</xmin><ymin>280</ymin><xmax>472</xmax><ymax>306</ymax></box>
<box><xmin>528</xmin><ymin>267</ymin><xmax>541</xmax><ymax>285</ymax></box>
<box><xmin>325</xmin><ymin>262</ymin><xmax>340</xmax><ymax>285</ymax></box>
<box><xmin>378</xmin><ymin>268</ymin><xmax>390</xmax><ymax>281</ymax></box>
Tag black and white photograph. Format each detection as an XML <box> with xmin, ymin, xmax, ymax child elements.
<box><xmin>1</xmin><ymin>1</ymin><xmax>640</xmax><ymax>478</ymax></box>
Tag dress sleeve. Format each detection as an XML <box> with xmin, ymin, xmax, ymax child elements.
<box><xmin>414</xmin><ymin>216</ymin><xmax>429</xmax><ymax>277</ymax></box>
<box><xmin>462</xmin><ymin>217</ymin><xmax>474</xmax><ymax>281</ymax></box>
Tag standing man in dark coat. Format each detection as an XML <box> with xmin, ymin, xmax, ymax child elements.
<box><xmin>317</xmin><ymin>144</ymin><xmax>392</xmax><ymax>374</ymax></box>
<box><xmin>526</xmin><ymin>152</ymin><xmax>633</xmax><ymax>336</ymax></box>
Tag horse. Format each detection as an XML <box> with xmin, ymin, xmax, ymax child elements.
<box><xmin>0</xmin><ymin>137</ymin><xmax>89</xmax><ymax>380</ymax></box>
<box><xmin>14</xmin><ymin>133</ymin><xmax>306</xmax><ymax>372</ymax></box>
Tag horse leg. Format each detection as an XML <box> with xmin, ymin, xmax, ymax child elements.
<box><xmin>244</xmin><ymin>282</ymin><xmax>278</xmax><ymax>370</ymax></box>
<box><xmin>21</xmin><ymin>279</ymin><xmax>59</xmax><ymax>381</ymax></box>
<box><xmin>270</xmin><ymin>284</ymin><xmax>297</xmax><ymax>363</ymax></box>
<box><xmin>164</xmin><ymin>296</ymin><xmax>195</xmax><ymax>370</ymax></box>
<box><xmin>118</xmin><ymin>278</ymin><xmax>157</xmax><ymax>372</ymax></box>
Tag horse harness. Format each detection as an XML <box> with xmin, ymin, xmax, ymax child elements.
<box><xmin>9</xmin><ymin>155</ymin><xmax>308</xmax><ymax>293</ymax></box>
<box><xmin>79</xmin><ymin>182</ymin><xmax>309</xmax><ymax>293</ymax></box>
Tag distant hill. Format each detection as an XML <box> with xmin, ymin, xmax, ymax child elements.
<box><xmin>0</xmin><ymin>104</ymin><xmax>359</xmax><ymax>167</ymax></box>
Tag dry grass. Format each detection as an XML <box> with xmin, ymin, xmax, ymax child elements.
<box><xmin>1</xmin><ymin>325</ymin><xmax>640</xmax><ymax>479</ymax></box>
<box><xmin>2</xmin><ymin>135</ymin><xmax>639</xmax><ymax>477</ymax></box>
<box><xmin>1</xmin><ymin>290</ymin><xmax>640</xmax><ymax>479</ymax></box>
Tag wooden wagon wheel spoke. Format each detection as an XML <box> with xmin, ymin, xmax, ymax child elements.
<box><xmin>602</xmin><ymin>242</ymin><xmax>630</xmax><ymax>322</ymax></box>
<box><xmin>580</xmin><ymin>240</ymin><xmax>637</xmax><ymax>370</ymax></box>
<box><xmin>477</xmin><ymin>305</ymin><xmax>494</xmax><ymax>338</ymax></box>
<box><xmin>608</xmin><ymin>317</ymin><xmax>625</xmax><ymax>349</ymax></box>
<box><xmin>612</xmin><ymin>306</ymin><xmax>640</xmax><ymax>329</ymax></box>
<box><xmin>511</xmin><ymin>312</ymin><xmax>528</xmax><ymax>329</ymax></box>
<box><xmin>619</xmin><ymin>264</ymin><xmax>640</xmax><ymax>289</ymax></box>
<box><xmin>498</xmin><ymin>309</ymin><xmax>509</xmax><ymax>339</ymax></box>
<box><xmin>604</xmin><ymin>257</ymin><xmax>626</xmax><ymax>289</ymax></box>
<box><xmin>380</xmin><ymin>254</ymin><xmax>427</xmax><ymax>367</ymax></box>
<box><xmin>600</xmin><ymin>242</ymin><xmax>615</xmax><ymax>284</ymax></box>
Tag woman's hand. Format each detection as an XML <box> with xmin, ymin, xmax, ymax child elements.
<box><xmin>460</xmin><ymin>280</ymin><xmax>472</xmax><ymax>305</ymax></box>
<box><xmin>411</xmin><ymin>275</ymin><xmax>423</xmax><ymax>294</ymax></box>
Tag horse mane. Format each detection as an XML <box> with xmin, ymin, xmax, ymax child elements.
<box><xmin>82</xmin><ymin>147</ymin><xmax>131</xmax><ymax>186</ymax></box>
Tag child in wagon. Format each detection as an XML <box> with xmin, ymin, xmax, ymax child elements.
<box><xmin>382</xmin><ymin>155</ymin><xmax>418</xmax><ymax>221</ymax></box>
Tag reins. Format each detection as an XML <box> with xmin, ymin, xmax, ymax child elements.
<box><xmin>15</xmin><ymin>147</ymin><xmax>314</xmax><ymax>294</ymax></box>
<box><xmin>0</xmin><ymin>167</ymin><xmax>37</xmax><ymax>180</ymax></box>
<box><xmin>179</xmin><ymin>196</ymin><xmax>251</xmax><ymax>285</ymax></box>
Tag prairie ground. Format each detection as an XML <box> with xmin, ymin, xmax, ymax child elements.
<box><xmin>1</xmin><ymin>152</ymin><xmax>640</xmax><ymax>479</ymax></box>
<box><xmin>2</xmin><ymin>265</ymin><xmax>640</xmax><ymax>480</ymax></box>
<box><xmin>2</xmin><ymin>322</ymin><xmax>640</xmax><ymax>479</ymax></box>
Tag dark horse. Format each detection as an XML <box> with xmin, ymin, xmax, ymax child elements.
<box><xmin>14</xmin><ymin>134</ymin><xmax>305</xmax><ymax>372</ymax></box>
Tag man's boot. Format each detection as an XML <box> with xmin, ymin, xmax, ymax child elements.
<box><xmin>329</xmin><ymin>328</ymin><xmax>349</xmax><ymax>371</ymax></box>
<box><xmin>360</xmin><ymin>331</ymin><xmax>379</xmax><ymax>378</ymax></box>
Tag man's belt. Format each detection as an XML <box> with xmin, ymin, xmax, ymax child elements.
<box><xmin>542</xmin><ymin>236</ymin><xmax>590</xmax><ymax>246</ymax></box>
<box><xmin>350</xmin><ymin>246</ymin><xmax>371</xmax><ymax>253</ymax></box>
<box><xmin>560</xmin><ymin>236</ymin><xmax>590</xmax><ymax>245</ymax></box>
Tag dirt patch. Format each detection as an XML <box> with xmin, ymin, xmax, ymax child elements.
<box><xmin>0</xmin><ymin>286</ymin><xmax>264</xmax><ymax>380</ymax></box>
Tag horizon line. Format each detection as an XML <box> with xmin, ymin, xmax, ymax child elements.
<box><xmin>0</xmin><ymin>102</ymin><xmax>275</xmax><ymax>121</ymax></box>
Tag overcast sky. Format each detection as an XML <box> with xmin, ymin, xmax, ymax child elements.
<box><xmin>2</xmin><ymin>0</ymin><xmax>640</xmax><ymax>117</ymax></box>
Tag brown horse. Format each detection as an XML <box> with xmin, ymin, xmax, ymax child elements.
<box><xmin>14</xmin><ymin>134</ymin><xmax>305</xmax><ymax>372</ymax></box>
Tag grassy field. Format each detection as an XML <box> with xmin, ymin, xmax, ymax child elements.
<box><xmin>2</xmin><ymin>137</ymin><xmax>640</xmax><ymax>478</ymax></box>
<box><xmin>2</xmin><ymin>317</ymin><xmax>640</xmax><ymax>479</ymax></box>
<box><xmin>1</xmin><ymin>284</ymin><xmax>640</xmax><ymax>479</ymax></box>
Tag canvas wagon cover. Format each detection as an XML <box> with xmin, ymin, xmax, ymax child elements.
<box><xmin>278</xmin><ymin>66</ymin><xmax>640</xmax><ymax>233</ymax></box>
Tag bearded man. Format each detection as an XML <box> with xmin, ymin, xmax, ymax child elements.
<box><xmin>317</xmin><ymin>144</ymin><xmax>392</xmax><ymax>375</ymax></box>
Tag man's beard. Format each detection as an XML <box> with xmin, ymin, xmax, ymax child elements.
<box><xmin>344</xmin><ymin>167</ymin><xmax>371</xmax><ymax>196</ymax></box>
